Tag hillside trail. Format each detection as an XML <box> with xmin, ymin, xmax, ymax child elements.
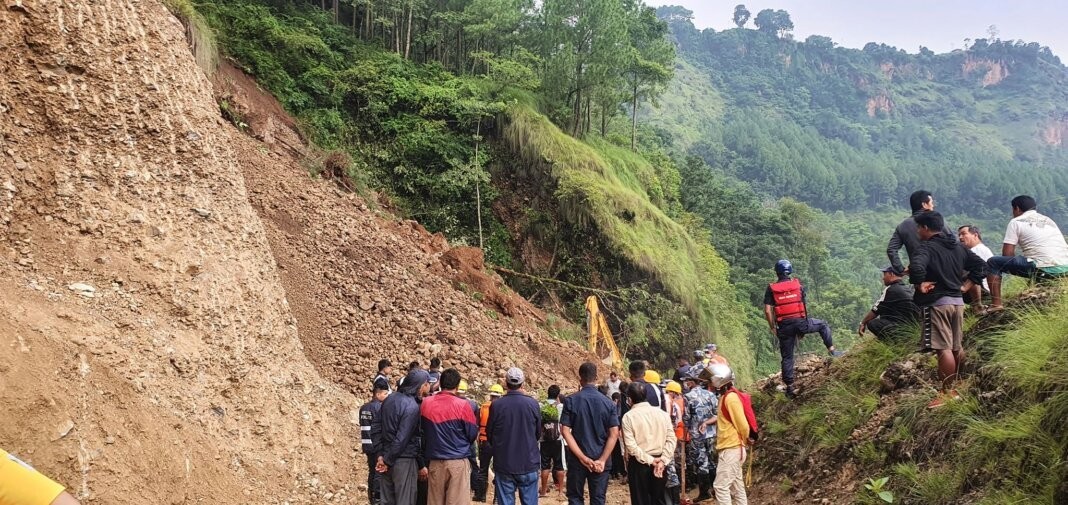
<box><xmin>0</xmin><ymin>0</ymin><xmax>588</xmax><ymax>503</ymax></box>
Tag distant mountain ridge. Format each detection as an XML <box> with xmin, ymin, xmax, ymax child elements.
<box><xmin>652</xmin><ymin>5</ymin><xmax>1068</xmax><ymax>222</ymax></box>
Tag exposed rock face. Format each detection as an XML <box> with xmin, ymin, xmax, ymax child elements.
<box><xmin>962</xmin><ymin>56</ymin><xmax>1010</xmax><ymax>87</ymax></box>
<box><xmin>1041</xmin><ymin>113</ymin><xmax>1068</xmax><ymax>147</ymax></box>
<box><xmin>866</xmin><ymin>93</ymin><xmax>894</xmax><ymax>117</ymax></box>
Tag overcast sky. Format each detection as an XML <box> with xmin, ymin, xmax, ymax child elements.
<box><xmin>646</xmin><ymin>1</ymin><xmax>1068</xmax><ymax>60</ymax></box>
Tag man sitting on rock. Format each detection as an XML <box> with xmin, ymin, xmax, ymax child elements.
<box><xmin>986</xmin><ymin>195</ymin><xmax>1068</xmax><ymax>310</ymax></box>
<box><xmin>857</xmin><ymin>266</ymin><xmax>917</xmax><ymax>340</ymax></box>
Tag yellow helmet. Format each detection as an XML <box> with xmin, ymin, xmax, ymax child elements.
<box><xmin>458</xmin><ymin>380</ymin><xmax>469</xmax><ymax>393</ymax></box>
<box><xmin>665</xmin><ymin>381</ymin><xmax>682</xmax><ymax>394</ymax></box>
<box><xmin>489</xmin><ymin>384</ymin><xmax>505</xmax><ymax>396</ymax></box>
<box><xmin>644</xmin><ymin>370</ymin><xmax>661</xmax><ymax>384</ymax></box>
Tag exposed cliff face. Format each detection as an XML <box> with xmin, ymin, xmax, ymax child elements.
<box><xmin>1041</xmin><ymin>113</ymin><xmax>1068</xmax><ymax>147</ymax></box>
<box><xmin>962</xmin><ymin>56</ymin><xmax>1010</xmax><ymax>87</ymax></box>
<box><xmin>866</xmin><ymin>92</ymin><xmax>895</xmax><ymax>117</ymax></box>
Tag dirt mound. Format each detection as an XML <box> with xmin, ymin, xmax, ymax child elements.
<box><xmin>227</xmin><ymin>85</ymin><xmax>588</xmax><ymax>396</ymax></box>
<box><xmin>0</xmin><ymin>1</ymin><xmax>355</xmax><ymax>503</ymax></box>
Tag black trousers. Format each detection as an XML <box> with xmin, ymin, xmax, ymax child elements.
<box><xmin>366</xmin><ymin>453</ymin><xmax>380</xmax><ymax>504</ymax></box>
<box><xmin>626</xmin><ymin>457</ymin><xmax>668</xmax><ymax>505</ymax></box>
<box><xmin>473</xmin><ymin>441</ymin><xmax>492</xmax><ymax>500</ymax></box>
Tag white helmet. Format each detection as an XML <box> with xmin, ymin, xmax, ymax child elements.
<box><xmin>708</xmin><ymin>364</ymin><xmax>734</xmax><ymax>389</ymax></box>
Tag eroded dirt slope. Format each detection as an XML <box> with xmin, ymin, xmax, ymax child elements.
<box><xmin>0</xmin><ymin>1</ymin><xmax>358</xmax><ymax>503</ymax></box>
<box><xmin>216</xmin><ymin>61</ymin><xmax>589</xmax><ymax>395</ymax></box>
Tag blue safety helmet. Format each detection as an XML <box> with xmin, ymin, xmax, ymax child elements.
<box><xmin>774</xmin><ymin>259</ymin><xmax>793</xmax><ymax>276</ymax></box>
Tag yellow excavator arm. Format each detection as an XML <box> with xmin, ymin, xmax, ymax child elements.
<box><xmin>586</xmin><ymin>295</ymin><xmax>624</xmax><ymax>372</ymax></box>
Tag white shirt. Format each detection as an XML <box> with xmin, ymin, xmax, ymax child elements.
<box><xmin>970</xmin><ymin>243</ymin><xmax>993</xmax><ymax>290</ymax></box>
<box><xmin>606</xmin><ymin>378</ymin><xmax>622</xmax><ymax>397</ymax></box>
<box><xmin>1003</xmin><ymin>210</ymin><xmax>1068</xmax><ymax>268</ymax></box>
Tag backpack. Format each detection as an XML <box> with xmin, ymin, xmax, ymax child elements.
<box><xmin>769</xmin><ymin>278</ymin><xmax>807</xmax><ymax>322</ymax></box>
<box><xmin>721</xmin><ymin>387</ymin><xmax>759</xmax><ymax>442</ymax></box>
<box><xmin>541</xmin><ymin>402</ymin><xmax>562</xmax><ymax>442</ymax></box>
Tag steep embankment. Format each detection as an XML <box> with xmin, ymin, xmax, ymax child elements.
<box><xmin>0</xmin><ymin>1</ymin><xmax>585</xmax><ymax>504</ymax></box>
<box><xmin>748</xmin><ymin>283</ymin><xmax>1068</xmax><ymax>504</ymax></box>
<box><xmin>215</xmin><ymin>63</ymin><xmax>587</xmax><ymax>392</ymax></box>
<box><xmin>0</xmin><ymin>1</ymin><xmax>359</xmax><ymax>503</ymax></box>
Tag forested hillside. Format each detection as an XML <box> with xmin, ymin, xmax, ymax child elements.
<box><xmin>655</xmin><ymin>4</ymin><xmax>1068</xmax><ymax>222</ymax></box>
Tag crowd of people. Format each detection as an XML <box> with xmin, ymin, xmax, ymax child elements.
<box><xmin>362</xmin><ymin>348</ymin><xmax>752</xmax><ymax>505</ymax></box>
<box><xmin>764</xmin><ymin>192</ymin><xmax>1068</xmax><ymax>409</ymax></box>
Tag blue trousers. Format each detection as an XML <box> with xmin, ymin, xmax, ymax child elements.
<box><xmin>987</xmin><ymin>255</ymin><xmax>1036</xmax><ymax>277</ymax></box>
<box><xmin>494</xmin><ymin>470</ymin><xmax>539</xmax><ymax>505</ymax></box>
<box><xmin>566</xmin><ymin>455</ymin><xmax>610</xmax><ymax>505</ymax></box>
<box><xmin>777</xmin><ymin>318</ymin><xmax>833</xmax><ymax>387</ymax></box>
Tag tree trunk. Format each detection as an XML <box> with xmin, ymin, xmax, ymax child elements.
<box><xmin>351</xmin><ymin>1</ymin><xmax>357</xmax><ymax>33</ymax></box>
<box><xmin>332</xmin><ymin>0</ymin><xmax>338</xmax><ymax>23</ymax></box>
<box><xmin>404</xmin><ymin>1</ymin><xmax>413</xmax><ymax>60</ymax></box>
<box><xmin>584</xmin><ymin>96</ymin><xmax>591</xmax><ymax>136</ymax></box>
<box><xmin>601</xmin><ymin>103</ymin><xmax>608</xmax><ymax>137</ymax></box>
<box><xmin>631</xmin><ymin>82</ymin><xmax>639</xmax><ymax>151</ymax></box>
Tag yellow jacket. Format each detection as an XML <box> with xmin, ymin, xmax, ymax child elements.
<box><xmin>715</xmin><ymin>391</ymin><xmax>750</xmax><ymax>450</ymax></box>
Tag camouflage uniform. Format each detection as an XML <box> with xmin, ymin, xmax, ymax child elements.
<box><xmin>684</xmin><ymin>385</ymin><xmax>718</xmax><ymax>477</ymax></box>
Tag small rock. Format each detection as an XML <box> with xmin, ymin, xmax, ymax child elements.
<box><xmin>2</xmin><ymin>181</ymin><xmax>15</xmax><ymax>193</ymax></box>
<box><xmin>192</xmin><ymin>208</ymin><xmax>211</xmax><ymax>218</ymax></box>
<box><xmin>53</xmin><ymin>419</ymin><xmax>74</xmax><ymax>440</ymax></box>
<box><xmin>68</xmin><ymin>283</ymin><xmax>96</xmax><ymax>297</ymax></box>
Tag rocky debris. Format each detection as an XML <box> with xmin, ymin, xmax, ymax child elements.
<box><xmin>0</xmin><ymin>1</ymin><xmax>360</xmax><ymax>503</ymax></box>
<box><xmin>228</xmin><ymin>67</ymin><xmax>589</xmax><ymax>397</ymax></box>
<box><xmin>878</xmin><ymin>357</ymin><xmax>928</xmax><ymax>394</ymax></box>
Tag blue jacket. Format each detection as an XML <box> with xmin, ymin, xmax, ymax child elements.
<box><xmin>374</xmin><ymin>369</ymin><xmax>428</xmax><ymax>466</ymax></box>
<box><xmin>487</xmin><ymin>389</ymin><xmax>542</xmax><ymax>474</ymax></box>
<box><xmin>421</xmin><ymin>392</ymin><xmax>479</xmax><ymax>460</ymax></box>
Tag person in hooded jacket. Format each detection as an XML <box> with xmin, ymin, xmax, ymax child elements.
<box><xmin>909</xmin><ymin>211</ymin><xmax>987</xmax><ymax>409</ymax></box>
<box><xmin>375</xmin><ymin>368</ymin><xmax>431</xmax><ymax>505</ymax></box>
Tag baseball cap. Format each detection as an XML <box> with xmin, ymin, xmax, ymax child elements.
<box><xmin>506</xmin><ymin>367</ymin><xmax>525</xmax><ymax>386</ymax></box>
<box><xmin>708</xmin><ymin>343</ymin><xmax>717</xmax><ymax>351</ymax></box>
<box><xmin>880</xmin><ymin>265</ymin><xmax>904</xmax><ymax>275</ymax></box>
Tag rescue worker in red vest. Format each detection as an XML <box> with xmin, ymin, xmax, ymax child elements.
<box><xmin>472</xmin><ymin>383</ymin><xmax>505</xmax><ymax>502</ymax></box>
<box><xmin>764</xmin><ymin>259</ymin><xmax>843</xmax><ymax>399</ymax></box>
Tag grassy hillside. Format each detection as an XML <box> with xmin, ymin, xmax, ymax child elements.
<box><xmin>752</xmin><ymin>280</ymin><xmax>1068</xmax><ymax>503</ymax></box>
<box><xmin>506</xmin><ymin>103</ymin><xmax>754</xmax><ymax>381</ymax></box>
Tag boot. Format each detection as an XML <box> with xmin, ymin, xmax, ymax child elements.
<box><xmin>694</xmin><ymin>474</ymin><xmax>713</xmax><ymax>502</ymax></box>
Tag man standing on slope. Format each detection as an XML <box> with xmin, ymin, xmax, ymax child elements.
<box><xmin>487</xmin><ymin>368</ymin><xmax>542</xmax><ymax>505</ymax></box>
<box><xmin>561</xmin><ymin>362</ymin><xmax>621</xmax><ymax>505</ymax></box>
<box><xmin>857</xmin><ymin>266</ymin><xmax>917</xmax><ymax>340</ymax></box>
<box><xmin>764</xmin><ymin>259</ymin><xmax>842</xmax><ymax>399</ymax></box>
<box><xmin>707</xmin><ymin>365</ymin><xmax>748</xmax><ymax>505</ymax></box>
<box><xmin>887</xmin><ymin>190</ymin><xmax>956</xmax><ymax>274</ymax></box>
<box><xmin>986</xmin><ymin>195</ymin><xmax>1068</xmax><ymax>310</ymax></box>
<box><xmin>957</xmin><ymin>225</ymin><xmax>994</xmax><ymax>307</ymax></box>
<box><xmin>361</xmin><ymin>385</ymin><xmax>389</xmax><ymax>504</ymax></box>
<box><xmin>910</xmin><ymin>211</ymin><xmax>987</xmax><ymax>408</ymax></box>
<box><xmin>472</xmin><ymin>383</ymin><xmax>504</xmax><ymax>502</ymax></box>
<box><xmin>375</xmin><ymin>368</ymin><xmax>431</xmax><ymax>505</ymax></box>
<box><xmin>420</xmin><ymin>368</ymin><xmax>479</xmax><ymax>505</ymax></box>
